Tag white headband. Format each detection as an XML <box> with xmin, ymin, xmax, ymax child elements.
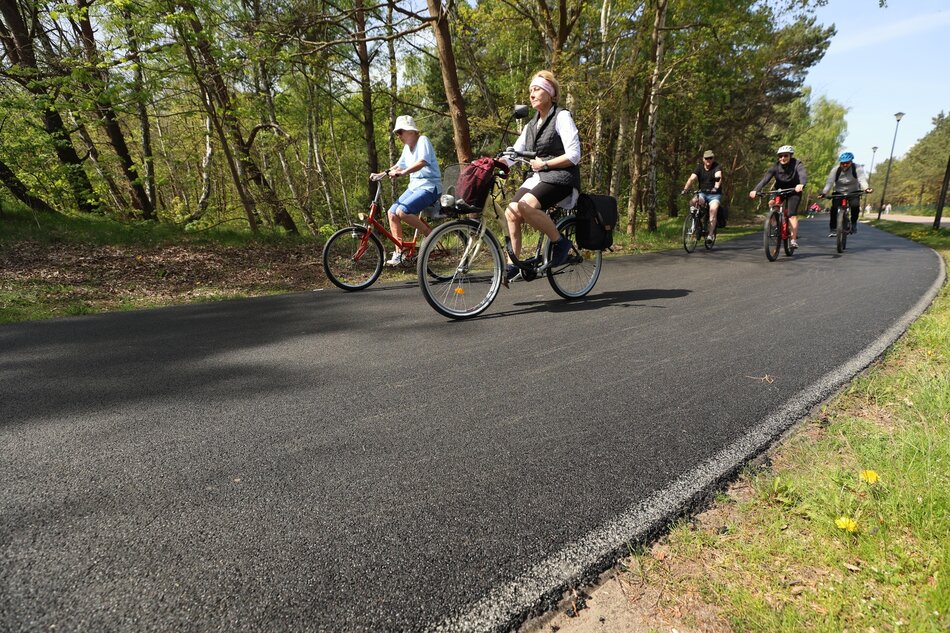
<box><xmin>529</xmin><ymin>76</ymin><xmax>556</xmax><ymax>100</ymax></box>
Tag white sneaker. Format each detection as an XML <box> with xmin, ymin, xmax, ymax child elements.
<box><xmin>385</xmin><ymin>251</ymin><xmax>403</xmax><ymax>266</ymax></box>
<box><xmin>828</xmin><ymin>232</ymin><xmax>836</xmax><ymax>238</ymax></box>
<box><xmin>790</xmin><ymin>239</ymin><xmax>799</xmax><ymax>249</ymax></box>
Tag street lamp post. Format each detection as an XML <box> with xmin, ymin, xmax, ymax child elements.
<box><xmin>877</xmin><ymin>112</ymin><xmax>905</xmax><ymax>220</ymax></box>
<box><xmin>865</xmin><ymin>146</ymin><xmax>878</xmax><ymax>216</ymax></box>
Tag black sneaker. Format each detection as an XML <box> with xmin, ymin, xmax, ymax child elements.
<box><xmin>551</xmin><ymin>237</ymin><xmax>573</xmax><ymax>266</ymax></box>
<box><xmin>505</xmin><ymin>264</ymin><xmax>521</xmax><ymax>283</ymax></box>
<box><xmin>850</xmin><ymin>224</ymin><xmax>857</xmax><ymax>235</ymax></box>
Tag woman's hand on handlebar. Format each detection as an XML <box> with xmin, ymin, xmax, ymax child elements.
<box><xmin>370</xmin><ymin>168</ymin><xmax>401</xmax><ymax>182</ymax></box>
<box><xmin>749</xmin><ymin>190</ymin><xmax>758</xmax><ymax>199</ymax></box>
<box><xmin>794</xmin><ymin>184</ymin><xmax>804</xmax><ymax>193</ymax></box>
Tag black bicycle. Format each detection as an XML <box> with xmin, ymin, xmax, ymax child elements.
<box><xmin>820</xmin><ymin>190</ymin><xmax>868</xmax><ymax>254</ymax></box>
<box><xmin>682</xmin><ymin>190</ymin><xmax>716</xmax><ymax>253</ymax></box>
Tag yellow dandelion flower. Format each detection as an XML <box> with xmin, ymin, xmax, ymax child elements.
<box><xmin>860</xmin><ymin>470</ymin><xmax>880</xmax><ymax>484</ymax></box>
<box><xmin>835</xmin><ymin>517</ymin><xmax>859</xmax><ymax>533</ymax></box>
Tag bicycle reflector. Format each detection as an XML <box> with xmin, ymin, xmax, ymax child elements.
<box><xmin>454</xmin><ymin>287</ymin><xmax>464</xmax><ymax>295</ymax></box>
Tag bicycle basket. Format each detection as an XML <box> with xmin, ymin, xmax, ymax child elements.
<box><xmin>449</xmin><ymin>157</ymin><xmax>503</xmax><ymax>214</ymax></box>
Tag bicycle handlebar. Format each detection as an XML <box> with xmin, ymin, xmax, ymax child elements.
<box><xmin>370</xmin><ymin>168</ymin><xmax>394</xmax><ymax>182</ymax></box>
<box><xmin>763</xmin><ymin>188</ymin><xmax>798</xmax><ymax>197</ymax></box>
<box><xmin>819</xmin><ymin>190</ymin><xmax>871</xmax><ymax>199</ymax></box>
<box><xmin>498</xmin><ymin>147</ymin><xmax>537</xmax><ymax>162</ymax></box>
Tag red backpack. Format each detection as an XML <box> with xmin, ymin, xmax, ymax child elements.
<box><xmin>455</xmin><ymin>157</ymin><xmax>504</xmax><ymax>212</ymax></box>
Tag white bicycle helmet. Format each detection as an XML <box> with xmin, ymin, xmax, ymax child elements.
<box><xmin>777</xmin><ymin>144</ymin><xmax>794</xmax><ymax>155</ymax></box>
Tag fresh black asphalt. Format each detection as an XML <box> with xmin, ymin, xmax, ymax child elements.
<box><xmin>0</xmin><ymin>218</ymin><xmax>943</xmax><ymax>632</ymax></box>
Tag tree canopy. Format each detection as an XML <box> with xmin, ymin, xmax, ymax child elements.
<box><xmin>1</xmin><ymin>0</ymin><xmax>900</xmax><ymax>237</ymax></box>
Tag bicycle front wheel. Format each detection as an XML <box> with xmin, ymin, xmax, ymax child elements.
<box><xmin>764</xmin><ymin>211</ymin><xmax>781</xmax><ymax>261</ymax></box>
<box><xmin>417</xmin><ymin>219</ymin><xmax>503</xmax><ymax>319</ymax></box>
<box><xmin>322</xmin><ymin>226</ymin><xmax>383</xmax><ymax>290</ymax></box>
<box><xmin>548</xmin><ymin>216</ymin><xmax>602</xmax><ymax>299</ymax></box>
<box><xmin>836</xmin><ymin>208</ymin><xmax>847</xmax><ymax>253</ymax></box>
<box><xmin>683</xmin><ymin>212</ymin><xmax>698</xmax><ymax>253</ymax></box>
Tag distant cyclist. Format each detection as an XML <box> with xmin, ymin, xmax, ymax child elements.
<box><xmin>681</xmin><ymin>149</ymin><xmax>723</xmax><ymax>247</ymax></box>
<box><xmin>821</xmin><ymin>151</ymin><xmax>872</xmax><ymax>237</ymax></box>
<box><xmin>749</xmin><ymin>144</ymin><xmax>807</xmax><ymax>250</ymax></box>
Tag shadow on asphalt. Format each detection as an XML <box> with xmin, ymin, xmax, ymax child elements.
<box><xmin>468</xmin><ymin>287</ymin><xmax>692</xmax><ymax>321</ymax></box>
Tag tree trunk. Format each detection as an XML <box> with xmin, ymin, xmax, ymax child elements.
<box><xmin>387</xmin><ymin>0</ymin><xmax>399</xmax><ymax>201</ymax></box>
<box><xmin>71</xmin><ymin>113</ymin><xmax>130</xmax><ymax>210</ymax></box>
<box><xmin>0</xmin><ymin>0</ymin><xmax>101</xmax><ymax>214</ymax></box>
<box><xmin>305</xmin><ymin>75</ymin><xmax>334</xmax><ymax>224</ymax></box>
<box><xmin>124</xmin><ymin>8</ymin><xmax>156</xmax><ymax>211</ymax></box>
<box><xmin>426</xmin><ymin>0</ymin><xmax>472</xmax><ymax>163</ymax></box>
<box><xmin>182</xmin><ymin>116</ymin><xmax>214</xmax><ymax>225</ymax></box>
<box><xmin>178</xmin><ymin>1</ymin><xmax>298</xmax><ymax>233</ymax></box>
<box><xmin>0</xmin><ymin>156</ymin><xmax>55</xmax><ymax>214</ymax></box>
<box><xmin>354</xmin><ymin>0</ymin><xmax>380</xmax><ymax>199</ymax></box>
<box><xmin>75</xmin><ymin>0</ymin><xmax>154</xmax><ymax>219</ymax></box>
<box><xmin>644</xmin><ymin>0</ymin><xmax>668</xmax><ymax>232</ymax></box>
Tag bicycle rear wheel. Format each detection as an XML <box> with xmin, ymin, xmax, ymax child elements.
<box><xmin>417</xmin><ymin>219</ymin><xmax>503</xmax><ymax>319</ymax></box>
<box><xmin>547</xmin><ymin>216</ymin><xmax>602</xmax><ymax>299</ymax></box>
<box><xmin>836</xmin><ymin>208</ymin><xmax>848</xmax><ymax>253</ymax></box>
<box><xmin>783</xmin><ymin>234</ymin><xmax>793</xmax><ymax>256</ymax></box>
<box><xmin>683</xmin><ymin>212</ymin><xmax>698</xmax><ymax>253</ymax></box>
<box><xmin>322</xmin><ymin>226</ymin><xmax>383</xmax><ymax>290</ymax></box>
<box><xmin>764</xmin><ymin>210</ymin><xmax>781</xmax><ymax>261</ymax></box>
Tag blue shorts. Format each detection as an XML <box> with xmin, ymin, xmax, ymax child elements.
<box><xmin>699</xmin><ymin>192</ymin><xmax>722</xmax><ymax>204</ymax></box>
<box><xmin>389</xmin><ymin>188</ymin><xmax>439</xmax><ymax>215</ymax></box>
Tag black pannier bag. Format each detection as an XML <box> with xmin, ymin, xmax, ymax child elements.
<box><xmin>717</xmin><ymin>202</ymin><xmax>728</xmax><ymax>228</ymax></box>
<box><xmin>575</xmin><ymin>193</ymin><xmax>618</xmax><ymax>250</ymax></box>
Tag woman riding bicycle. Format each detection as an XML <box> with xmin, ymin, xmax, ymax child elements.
<box><xmin>749</xmin><ymin>144</ymin><xmax>807</xmax><ymax>250</ymax></box>
<box><xmin>501</xmin><ymin>70</ymin><xmax>579</xmax><ymax>282</ymax></box>
<box><xmin>371</xmin><ymin>115</ymin><xmax>441</xmax><ymax>266</ymax></box>
<box><xmin>821</xmin><ymin>151</ymin><xmax>872</xmax><ymax>237</ymax></box>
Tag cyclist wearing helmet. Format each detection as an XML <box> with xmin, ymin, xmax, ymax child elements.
<box><xmin>821</xmin><ymin>151</ymin><xmax>872</xmax><ymax>237</ymax></box>
<box><xmin>681</xmin><ymin>149</ymin><xmax>723</xmax><ymax>247</ymax></box>
<box><xmin>749</xmin><ymin>145</ymin><xmax>807</xmax><ymax>250</ymax></box>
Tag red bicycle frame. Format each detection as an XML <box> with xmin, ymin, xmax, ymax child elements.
<box><xmin>354</xmin><ymin>185</ymin><xmax>433</xmax><ymax>261</ymax></box>
<box><xmin>772</xmin><ymin>194</ymin><xmax>790</xmax><ymax>240</ymax></box>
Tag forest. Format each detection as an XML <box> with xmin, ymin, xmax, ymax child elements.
<box><xmin>0</xmin><ymin>0</ymin><xmax>945</xmax><ymax>239</ymax></box>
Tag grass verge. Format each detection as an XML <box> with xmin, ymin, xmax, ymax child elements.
<box><xmin>539</xmin><ymin>220</ymin><xmax>948</xmax><ymax>632</ymax></box>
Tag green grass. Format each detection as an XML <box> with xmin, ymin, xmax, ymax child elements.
<box><xmin>0</xmin><ymin>202</ymin><xmax>302</xmax><ymax>247</ymax></box>
<box><xmin>626</xmin><ymin>219</ymin><xmax>949</xmax><ymax>631</ymax></box>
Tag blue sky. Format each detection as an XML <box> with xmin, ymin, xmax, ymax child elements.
<box><xmin>805</xmin><ymin>0</ymin><xmax>950</xmax><ymax>166</ymax></box>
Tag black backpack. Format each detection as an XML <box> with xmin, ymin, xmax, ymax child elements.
<box><xmin>575</xmin><ymin>193</ymin><xmax>618</xmax><ymax>250</ymax></box>
<box><xmin>835</xmin><ymin>163</ymin><xmax>858</xmax><ymax>182</ymax></box>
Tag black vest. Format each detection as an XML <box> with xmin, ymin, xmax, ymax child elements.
<box><xmin>523</xmin><ymin>105</ymin><xmax>581</xmax><ymax>189</ymax></box>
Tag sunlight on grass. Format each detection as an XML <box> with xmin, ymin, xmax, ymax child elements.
<box><xmin>625</xmin><ymin>220</ymin><xmax>949</xmax><ymax>632</ymax></box>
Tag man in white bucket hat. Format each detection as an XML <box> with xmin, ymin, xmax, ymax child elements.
<box><xmin>372</xmin><ymin>115</ymin><xmax>442</xmax><ymax>265</ymax></box>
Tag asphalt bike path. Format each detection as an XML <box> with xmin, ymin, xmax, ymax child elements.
<box><xmin>0</xmin><ymin>218</ymin><xmax>943</xmax><ymax>632</ymax></box>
